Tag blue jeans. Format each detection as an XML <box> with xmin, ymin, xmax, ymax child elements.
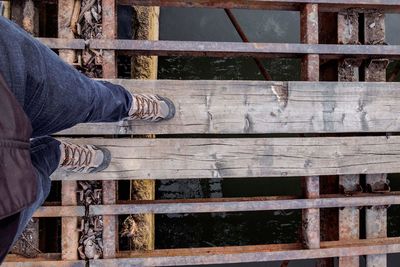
<box><xmin>0</xmin><ymin>17</ymin><xmax>133</xmax><ymax>245</ymax></box>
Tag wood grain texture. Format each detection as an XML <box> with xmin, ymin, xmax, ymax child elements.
<box><xmin>51</xmin><ymin>136</ymin><xmax>400</xmax><ymax>181</ymax></box>
<box><xmin>57</xmin><ymin>80</ymin><xmax>400</xmax><ymax>135</ymax></box>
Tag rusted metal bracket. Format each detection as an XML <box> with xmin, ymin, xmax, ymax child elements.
<box><xmin>365</xmin><ymin>180</ymin><xmax>391</xmax><ymax>209</ymax></box>
<box><xmin>339</xmin><ymin>183</ymin><xmax>363</xmax><ymax>197</ymax></box>
<box><xmin>366</xmin><ymin>58</ymin><xmax>390</xmax><ymax>69</ymax></box>
<box><xmin>338</xmin><ymin>58</ymin><xmax>362</xmax><ymax>81</ymax></box>
<box><xmin>366</xmin><ymin>180</ymin><xmax>391</xmax><ymax>194</ymax></box>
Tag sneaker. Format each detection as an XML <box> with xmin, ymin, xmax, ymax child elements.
<box><xmin>127</xmin><ymin>94</ymin><xmax>175</xmax><ymax>122</ymax></box>
<box><xmin>59</xmin><ymin>141</ymin><xmax>111</xmax><ymax>173</ymax></box>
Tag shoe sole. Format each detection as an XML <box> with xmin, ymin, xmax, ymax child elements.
<box><xmin>88</xmin><ymin>146</ymin><xmax>112</xmax><ymax>173</ymax></box>
<box><xmin>158</xmin><ymin>95</ymin><xmax>176</xmax><ymax>121</ymax></box>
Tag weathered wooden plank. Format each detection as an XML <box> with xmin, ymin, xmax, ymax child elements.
<box><xmin>57</xmin><ymin>80</ymin><xmax>400</xmax><ymax>135</ymax></box>
<box><xmin>90</xmin><ymin>237</ymin><xmax>400</xmax><ymax>266</ymax></box>
<box><xmin>51</xmin><ymin>136</ymin><xmax>400</xmax><ymax>181</ymax></box>
<box><xmin>118</xmin><ymin>0</ymin><xmax>400</xmax><ymax>13</ymax></box>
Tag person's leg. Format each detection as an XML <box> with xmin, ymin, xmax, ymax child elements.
<box><xmin>0</xmin><ymin>16</ymin><xmax>175</xmax><ymax>138</ymax></box>
<box><xmin>11</xmin><ymin>137</ymin><xmax>60</xmax><ymax>244</ymax></box>
<box><xmin>12</xmin><ymin>134</ymin><xmax>112</xmax><ymax>245</ymax></box>
<box><xmin>0</xmin><ymin>16</ymin><xmax>133</xmax><ymax>137</ymax></box>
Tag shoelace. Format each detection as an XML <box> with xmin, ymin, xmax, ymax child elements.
<box><xmin>61</xmin><ymin>143</ymin><xmax>93</xmax><ymax>169</ymax></box>
<box><xmin>132</xmin><ymin>95</ymin><xmax>159</xmax><ymax>119</ymax></box>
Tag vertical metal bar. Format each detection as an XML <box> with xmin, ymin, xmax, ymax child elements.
<box><xmin>102</xmin><ymin>0</ymin><xmax>117</xmax><ymax>259</ymax></box>
<box><xmin>302</xmin><ymin>176</ymin><xmax>320</xmax><ymax>248</ymax></box>
<box><xmin>58</xmin><ymin>0</ymin><xmax>79</xmax><ymax>260</ymax></box>
<box><xmin>102</xmin><ymin>0</ymin><xmax>117</xmax><ymax>78</ymax></box>
<box><xmin>300</xmin><ymin>4</ymin><xmax>320</xmax><ymax>252</ymax></box>
<box><xmin>366</xmin><ymin>175</ymin><xmax>388</xmax><ymax>267</ymax></box>
<box><xmin>1</xmin><ymin>1</ymin><xmax>10</xmax><ymax>18</ymax></box>
<box><xmin>364</xmin><ymin>11</ymin><xmax>388</xmax><ymax>267</ymax></box>
<box><xmin>318</xmin><ymin>10</ymin><xmax>339</xmax><ymax>267</ymax></box>
<box><xmin>21</xmin><ymin>0</ymin><xmax>38</xmax><ymax>35</ymax></box>
<box><xmin>61</xmin><ymin>181</ymin><xmax>79</xmax><ymax>260</ymax></box>
<box><xmin>130</xmin><ymin>6</ymin><xmax>159</xmax><ymax>252</ymax></box>
<box><xmin>300</xmin><ymin>3</ymin><xmax>319</xmax><ymax>82</ymax></box>
<box><xmin>338</xmin><ymin>176</ymin><xmax>360</xmax><ymax>267</ymax></box>
<box><xmin>102</xmin><ymin>181</ymin><xmax>117</xmax><ymax>258</ymax></box>
<box><xmin>58</xmin><ymin>0</ymin><xmax>76</xmax><ymax>64</ymax></box>
<box><xmin>337</xmin><ymin>10</ymin><xmax>360</xmax><ymax>267</ymax></box>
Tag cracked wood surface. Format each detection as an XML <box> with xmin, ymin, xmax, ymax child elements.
<box><xmin>51</xmin><ymin>136</ymin><xmax>400</xmax><ymax>181</ymax></box>
<box><xmin>57</xmin><ymin>80</ymin><xmax>400</xmax><ymax>135</ymax></box>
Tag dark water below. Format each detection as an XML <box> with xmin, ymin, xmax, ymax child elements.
<box><xmin>150</xmin><ymin>8</ymin><xmax>400</xmax><ymax>266</ymax></box>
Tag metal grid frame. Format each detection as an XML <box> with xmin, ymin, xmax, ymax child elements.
<box><xmin>2</xmin><ymin>1</ymin><xmax>399</xmax><ymax>266</ymax></box>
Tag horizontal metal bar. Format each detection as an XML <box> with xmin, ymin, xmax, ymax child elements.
<box><xmin>2</xmin><ymin>260</ymin><xmax>85</xmax><ymax>267</ymax></box>
<box><xmin>90</xmin><ymin>193</ymin><xmax>400</xmax><ymax>214</ymax></box>
<box><xmin>6</xmin><ymin>253</ymin><xmax>61</xmax><ymax>261</ymax></box>
<box><xmin>5</xmin><ymin>238</ymin><xmax>400</xmax><ymax>266</ymax></box>
<box><xmin>4</xmin><ymin>0</ymin><xmax>400</xmax><ymax>12</ymax></box>
<box><xmin>37</xmin><ymin>38</ymin><xmax>400</xmax><ymax>58</ymax></box>
<box><xmin>118</xmin><ymin>0</ymin><xmax>400</xmax><ymax>12</ymax></box>
<box><xmin>90</xmin><ymin>40</ymin><xmax>400</xmax><ymax>58</ymax></box>
<box><xmin>34</xmin><ymin>205</ymin><xmax>85</xmax><ymax>217</ymax></box>
<box><xmin>90</xmin><ymin>237</ymin><xmax>400</xmax><ymax>266</ymax></box>
<box><xmin>33</xmin><ymin>193</ymin><xmax>400</xmax><ymax>217</ymax></box>
<box><xmin>37</xmin><ymin>37</ymin><xmax>86</xmax><ymax>49</ymax></box>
